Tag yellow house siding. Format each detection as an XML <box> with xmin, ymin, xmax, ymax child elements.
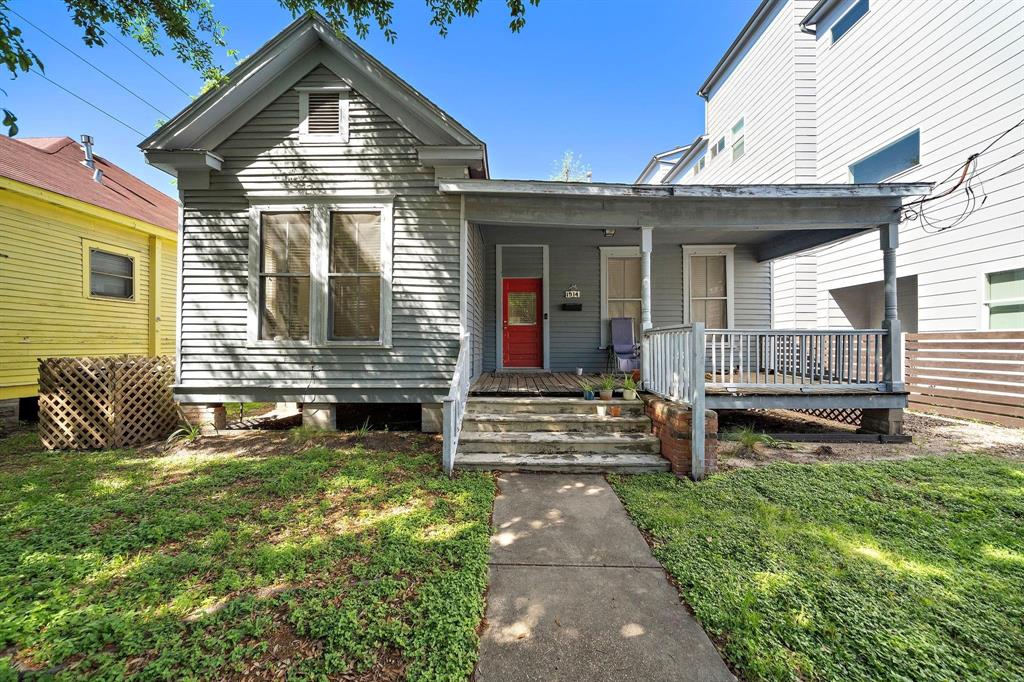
<box><xmin>0</xmin><ymin>188</ymin><xmax>177</xmax><ymax>400</ymax></box>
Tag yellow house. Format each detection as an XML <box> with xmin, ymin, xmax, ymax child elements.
<box><xmin>0</xmin><ymin>135</ymin><xmax>179</xmax><ymax>424</ymax></box>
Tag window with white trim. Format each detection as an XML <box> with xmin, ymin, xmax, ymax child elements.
<box><xmin>298</xmin><ymin>88</ymin><xmax>350</xmax><ymax>143</ymax></box>
<box><xmin>88</xmin><ymin>247</ymin><xmax>134</xmax><ymax>300</ymax></box>
<box><xmin>710</xmin><ymin>136</ymin><xmax>725</xmax><ymax>160</ymax></box>
<box><xmin>683</xmin><ymin>246</ymin><xmax>735</xmax><ymax>329</ymax></box>
<box><xmin>600</xmin><ymin>246</ymin><xmax>641</xmax><ymax>347</ymax></box>
<box><xmin>259</xmin><ymin>212</ymin><xmax>311</xmax><ymax>341</ymax></box>
<box><xmin>731</xmin><ymin>117</ymin><xmax>745</xmax><ymax>162</ymax></box>
<box><xmin>250</xmin><ymin>202</ymin><xmax>392</xmax><ymax>346</ymax></box>
<box><xmin>984</xmin><ymin>268</ymin><xmax>1024</xmax><ymax>329</ymax></box>
<box><xmin>692</xmin><ymin>155</ymin><xmax>706</xmax><ymax>177</ymax></box>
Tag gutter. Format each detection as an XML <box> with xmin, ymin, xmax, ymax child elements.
<box><xmin>801</xmin><ymin>0</ymin><xmax>842</xmax><ymax>29</ymax></box>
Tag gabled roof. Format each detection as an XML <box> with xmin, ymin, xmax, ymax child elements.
<box><xmin>634</xmin><ymin>145</ymin><xmax>692</xmax><ymax>184</ymax></box>
<box><xmin>697</xmin><ymin>0</ymin><xmax>782</xmax><ymax>99</ymax></box>
<box><xmin>0</xmin><ymin>135</ymin><xmax>178</xmax><ymax>232</ymax></box>
<box><xmin>141</xmin><ymin>12</ymin><xmax>486</xmax><ymax>166</ymax></box>
<box><xmin>662</xmin><ymin>135</ymin><xmax>709</xmax><ymax>184</ymax></box>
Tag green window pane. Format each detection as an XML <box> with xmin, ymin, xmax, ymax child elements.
<box><xmin>990</xmin><ymin>304</ymin><xmax>1024</xmax><ymax>330</ymax></box>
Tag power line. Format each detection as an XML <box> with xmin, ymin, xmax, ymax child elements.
<box><xmin>30</xmin><ymin>68</ymin><xmax>147</xmax><ymax>137</ymax></box>
<box><xmin>107</xmin><ymin>32</ymin><xmax>191</xmax><ymax>97</ymax></box>
<box><xmin>10</xmin><ymin>9</ymin><xmax>171</xmax><ymax>118</ymax></box>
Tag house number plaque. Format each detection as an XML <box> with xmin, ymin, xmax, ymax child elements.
<box><xmin>562</xmin><ymin>284</ymin><xmax>582</xmax><ymax>311</ymax></box>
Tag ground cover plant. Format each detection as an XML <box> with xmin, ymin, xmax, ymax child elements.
<box><xmin>610</xmin><ymin>456</ymin><xmax>1024</xmax><ymax>681</ymax></box>
<box><xmin>0</xmin><ymin>429</ymin><xmax>494</xmax><ymax>680</ymax></box>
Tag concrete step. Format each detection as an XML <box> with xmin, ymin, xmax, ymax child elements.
<box><xmin>462</xmin><ymin>413</ymin><xmax>652</xmax><ymax>434</ymax></box>
<box><xmin>458</xmin><ymin>431</ymin><xmax>661</xmax><ymax>455</ymax></box>
<box><xmin>454</xmin><ymin>452</ymin><xmax>670</xmax><ymax>473</ymax></box>
<box><xmin>466</xmin><ymin>397</ymin><xmax>645</xmax><ymax>417</ymax></box>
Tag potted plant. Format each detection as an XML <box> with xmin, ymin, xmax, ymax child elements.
<box><xmin>598</xmin><ymin>375</ymin><xmax>616</xmax><ymax>401</ymax></box>
<box><xmin>621</xmin><ymin>373</ymin><xmax>637</xmax><ymax>401</ymax></box>
<box><xmin>608</xmin><ymin>405</ymin><xmax>622</xmax><ymax>417</ymax></box>
<box><xmin>581</xmin><ymin>380</ymin><xmax>595</xmax><ymax>401</ymax></box>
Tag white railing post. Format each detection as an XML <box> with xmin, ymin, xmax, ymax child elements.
<box><xmin>689</xmin><ymin>322</ymin><xmax>706</xmax><ymax>481</ymax></box>
<box><xmin>441</xmin><ymin>333</ymin><xmax>471</xmax><ymax>477</ymax></box>
<box><xmin>641</xmin><ymin>333</ymin><xmax>651</xmax><ymax>392</ymax></box>
<box><xmin>442</xmin><ymin>398</ymin><xmax>455</xmax><ymax>475</ymax></box>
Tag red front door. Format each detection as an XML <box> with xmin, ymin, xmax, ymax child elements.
<box><xmin>502</xmin><ymin>277</ymin><xmax>543</xmax><ymax>368</ymax></box>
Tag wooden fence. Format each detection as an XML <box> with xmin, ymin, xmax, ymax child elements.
<box><xmin>905</xmin><ymin>331</ymin><xmax>1024</xmax><ymax>428</ymax></box>
<box><xmin>38</xmin><ymin>356</ymin><xmax>178</xmax><ymax>450</ymax></box>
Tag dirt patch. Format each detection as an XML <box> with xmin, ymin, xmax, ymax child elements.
<box><xmin>718</xmin><ymin>410</ymin><xmax>1024</xmax><ymax>470</ymax></box>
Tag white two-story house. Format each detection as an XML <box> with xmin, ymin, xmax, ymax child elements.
<box><xmin>639</xmin><ymin>0</ymin><xmax>1024</xmax><ymax>334</ymax></box>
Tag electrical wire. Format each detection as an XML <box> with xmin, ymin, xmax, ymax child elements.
<box><xmin>30</xmin><ymin>68</ymin><xmax>147</xmax><ymax>137</ymax></box>
<box><xmin>107</xmin><ymin>32</ymin><xmax>192</xmax><ymax>97</ymax></box>
<box><xmin>10</xmin><ymin>9</ymin><xmax>172</xmax><ymax>118</ymax></box>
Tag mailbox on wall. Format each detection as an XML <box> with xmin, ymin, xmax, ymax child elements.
<box><xmin>561</xmin><ymin>284</ymin><xmax>583</xmax><ymax>311</ymax></box>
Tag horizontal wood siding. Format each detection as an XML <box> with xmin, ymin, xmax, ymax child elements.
<box><xmin>0</xmin><ymin>191</ymin><xmax>176</xmax><ymax>400</ymax></box>
<box><xmin>905</xmin><ymin>331</ymin><xmax>1024</xmax><ymax>427</ymax></box>
<box><xmin>481</xmin><ymin>228</ymin><xmax>769</xmax><ymax>372</ymax></box>
<box><xmin>808</xmin><ymin>0</ymin><xmax>1024</xmax><ymax>332</ymax></box>
<box><xmin>466</xmin><ymin>222</ymin><xmax>484</xmax><ymax>377</ymax></box>
<box><xmin>178</xmin><ymin>64</ymin><xmax>460</xmax><ymax>396</ymax></box>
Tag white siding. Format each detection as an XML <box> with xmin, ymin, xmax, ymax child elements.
<box><xmin>771</xmin><ymin>254</ymin><xmax>817</xmax><ymax>328</ymax></box>
<box><xmin>811</xmin><ymin>0</ymin><xmax>1024</xmax><ymax>332</ymax></box>
<box><xmin>178</xmin><ymin>64</ymin><xmax>462</xmax><ymax>400</ymax></box>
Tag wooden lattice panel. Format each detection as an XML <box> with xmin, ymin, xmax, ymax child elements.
<box><xmin>38</xmin><ymin>356</ymin><xmax>176</xmax><ymax>450</ymax></box>
<box><xmin>799</xmin><ymin>407</ymin><xmax>862</xmax><ymax>427</ymax></box>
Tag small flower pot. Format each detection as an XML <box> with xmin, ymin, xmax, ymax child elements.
<box><xmin>576</xmin><ymin>367</ymin><xmax>584</xmax><ymax>376</ymax></box>
<box><xmin>583</xmin><ymin>390</ymin><xmax>595</xmax><ymax>400</ymax></box>
<box><xmin>598</xmin><ymin>389</ymin><xmax>614</xmax><ymax>401</ymax></box>
<box><xmin>595</xmin><ymin>404</ymin><xmax>608</xmax><ymax>417</ymax></box>
<box><xmin>621</xmin><ymin>389</ymin><xmax>637</xmax><ymax>401</ymax></box>
<box><xmin>608</xmin><ymin>406</ymin><xmax>622</xmax><ymax>417</ymax></box>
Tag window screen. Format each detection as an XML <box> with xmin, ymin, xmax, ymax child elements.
<box><xmin>307</xmin><ymin>92</ymin><xmax>341</xmax><ymax>135</ymax></box>
<box><xmin>832</xmin><ymin>0</ymin><xmax>869</xmax><ymax>43</ymax></box>
<box><xmin>850</xmin><ymin>130</ymin><xmax>919</xmax><ymax>182</ymax></box>
<box><xmin>329</xmin><ymin>212</ymin><xmax>382</xmax><ymax>341</ymax></box>
<box><xmin>986</xmin><ymin>268</ymin><xmax>1024</xmax><ymax>330</ymax></box>
<box><xmin>607</xmin><ymin>256</ymin><xmax>642</xmax><ymax>340</ymax></box>
<box><xmin>89</xmin><ymin>249</ymin><xmax>134</xmax><ymax>299</ymax></box>
<box><xmin>690</xmin><ymin>254</ymin><xmax>728</xmax><ymax>328</ymax></box>
<box><xmin>259</xmin><ymin>212</ymin><xmax>311</xmax><ymax>340</ymax></box>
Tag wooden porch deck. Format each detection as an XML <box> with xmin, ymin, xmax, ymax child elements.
<box><xmin>470</xmin><ymin>371</ymin><xmax>906</xmax><ymax>409</ymax></box>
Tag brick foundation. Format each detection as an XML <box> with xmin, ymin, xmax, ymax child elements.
<box><xmin>641</xmin><ymin>395</ymin><xmax>718</xmax><ymax>479</ymax></box>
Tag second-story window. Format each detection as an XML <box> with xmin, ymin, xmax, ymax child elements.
<box><xmin>710</xmin><ymin>136</ymin><xmax>725</xmax><ymax>160</ymax></box>
<box><xmin>832</xmin><ymin>0</ymin><xmax>869</xmax><ymax>43</ymax></box>
<box><xmin>692</xmin><ymin>156</ymin><xmax>706</xmax><ymax>177</ymax></box>
<box><xmin>731</xmin><ymin>117</ymin><xmax>745</xmax><ymax>162</ymax></box>
<box><xmin>849</xmin><ymin>129</ymin><xmax>920</xmax><ymax>182</ymax></box>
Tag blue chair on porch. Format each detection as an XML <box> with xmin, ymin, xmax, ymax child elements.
<box><xmin>608</xmin><ymin>317</ymin><xmax>641</xmax><ymax>373</ymax></box>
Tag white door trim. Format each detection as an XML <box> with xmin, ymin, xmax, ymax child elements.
<box><xmin>495</xmin><ymin>244</ymin><xmax>549</xmax><ymax>370</ymax></box>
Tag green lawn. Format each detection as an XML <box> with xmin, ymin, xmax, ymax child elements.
<box><xmin>0</xmin><ymin>430</ymin><xmax>494</xmax><ymax>680</ymax></box>
<box><xmin>610</xmin><ymin>456</ymin><xmax>1024</xmax><ymax>682</ymax></box>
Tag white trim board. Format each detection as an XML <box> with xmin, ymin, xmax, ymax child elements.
<box><xmin>682</xmin><ymin>245</ymin><xmax>736</xmax><ymax>329</ymax></box>
<box><xmin>494</xmin><ymin>244</ymin><xmax>550</xmax><ymax>370</ymax></box>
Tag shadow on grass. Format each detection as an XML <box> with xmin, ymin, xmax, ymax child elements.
<box><xmin>0</xmin><ymin>430</ymin><xmax>493</xmax><ymax>680</ymax></box>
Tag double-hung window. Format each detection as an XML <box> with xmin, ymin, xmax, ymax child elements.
<box><xmin>683</xmin><ymin>246</ymin><xmax>735</xmax><ymax>329</ymax></box>
<box><xmin>984</xmin><ymin>268</ymin><xmax>1024</xmax><ymax>329</ymax></box>
<box><xmin>731</xmin><ymin>117</ymin><xmax>745</xmax><ymax>162</ymax></box>
<box><xmin>692</xmin><ymin>155</ymin><xmax>706</xmax><ymax>177</ymax></box>
<box><xmin>250</xmin><ymin>202</ymin><xmax>392</xmax><ymax>346</ymax></box>
<box><xmin>600</xmin><ymin>246</ymin><xmax>642</xmax><ymax>347</ymax></box>
<box><xmin>86</xmin><ymin>245</ymin><xmax>135</xmax><ymax>300</ymax></box>
<box><xmin>710</xmin><ymin>136</ymin><xmax>725</xmax><ymax>160</ymax></box>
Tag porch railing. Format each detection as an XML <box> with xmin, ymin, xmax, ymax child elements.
<box><xmin>442</xmin><ymin>333</ymin><xmax>472</xmax><ymax>476</ymax></box>
<box><xmin>641</xmin><ymin>323</ymin><xmax>706</xmax><ymax>480</ymax></box>
<box><xmin>704</xmin><ymin>329</ymin><xmax>888</xmax><ymax>389</ymax></box>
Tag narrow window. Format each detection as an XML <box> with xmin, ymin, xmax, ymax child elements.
<box><xmin>329</xmin><ymin>212</ymin><xmax>382</xmax><ymax>341</ymax></box>
<box><xmin>731</xmin><ymin>117</ymin><xmax>745</xmax><ymax>161</ymax></box>
<box><xmin>607</xmin><ymin>256</ymin><xmax>643</xmax><ymax>340</ymax></box>
<box><xmin>849</xmin><ymin>130</ymin><xmax>920</xmax><ymax>182</ymax></box>
<box><xmin>985</xmin><ymin>268</ymin><xmax>1024</xmax><ymax>329</ymax></box>
<box><xmin>684</xmin><ymin>246</ymin><xmax>734</xmax><ymax>328</ymax></box>
<box><xmin>89</xmin><ymin>249</ymin><xmax>134</xmax><ymax>299</ymax></box>
<box><xmin>832</xmin><ymin>0</ymin><xmax>869</xmax><ymax>43</ymax></box>
<box><xmin>710</xmin><ymin>136</ymin><xmax>725</xmax><ymax>160</ymax></box>
<box><xmin>299</xmin><ymin>89</ymin><xmax>349</xmax><ymax>142</ymax></box>
<box><xmin>693</xmin><ymin>156</ymin><xmax>706</xmax><ymax>177</ymax></box>
<box><xmin>259</xmin><ymin>212</ymin><xmax>311</xmax><ymax>341</ymax></box>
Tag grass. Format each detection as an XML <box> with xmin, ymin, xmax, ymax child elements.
<box><xmin>223</xmin><ymin>401</ymin><xmax>273</xmax><ymax>422</ymax></box>
<box><xmin>0</xmin><ymin>429</ymin><xmax>494</xmax><ymax>680</ymax></box>
<box><xmin>610</xmin><ymin>456</ymin><xmax>1024</xmax><ymax>682</ymax></box>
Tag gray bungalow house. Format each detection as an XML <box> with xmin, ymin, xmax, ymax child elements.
<box><xmin>142</xmin><ymin>13</ymin><xmax>927</xmax><ymax>477</ymax></box>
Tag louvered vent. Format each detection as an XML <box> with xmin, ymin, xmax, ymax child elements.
<box><xmin>307</xmin><ymin>92</ymin><xmax>341</xmax><ymax>135</ymax></box>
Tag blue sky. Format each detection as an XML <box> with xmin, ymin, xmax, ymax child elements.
<box><xmin>4</xmin><ymin>0</ymin><xmax>760</xmax><ymax>195</ymax></box>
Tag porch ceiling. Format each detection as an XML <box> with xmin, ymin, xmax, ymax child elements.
<box><xmin>441</xmin><ymin>179</ymin><xmax>932</xmax><ymax>261</ymax></box>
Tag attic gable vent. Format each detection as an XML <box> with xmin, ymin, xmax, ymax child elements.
<box><xmin>298</xmin><ymin>87</ymin><xmax>350</xmax><ymax>143</ymax></box>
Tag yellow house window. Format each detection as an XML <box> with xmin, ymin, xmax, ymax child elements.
<box><xmin>82</xmin><ymin>240</ymin><xmax>136</xmax><ymax>301</ymax></box>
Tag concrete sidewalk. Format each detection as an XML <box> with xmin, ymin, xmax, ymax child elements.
<box><xmin>476</xmin><ymin>473</ymin><xmax>734</xmax><ymax>682</ymax></box>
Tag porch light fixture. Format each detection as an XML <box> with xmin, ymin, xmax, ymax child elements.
<box><xmin>603</xmin><ymin>229</ymin><xmax>616</xmax><ymax>238</ymax></box>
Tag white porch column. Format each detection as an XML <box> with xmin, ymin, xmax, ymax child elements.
<box><xmin>641</xmin><ymin>226</ymin><xmax>653</xmax><ymax>331</ymax></box>
<box><xmin>879</xmin><ymin>222</ymin><xmax>903</xmax><ymax>391</ymax></box>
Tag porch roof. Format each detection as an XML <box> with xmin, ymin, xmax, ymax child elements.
<box><xmin>439</xmin><ymin>179</ymin><xmax>932</xmax><ymax>261</ymax></box>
